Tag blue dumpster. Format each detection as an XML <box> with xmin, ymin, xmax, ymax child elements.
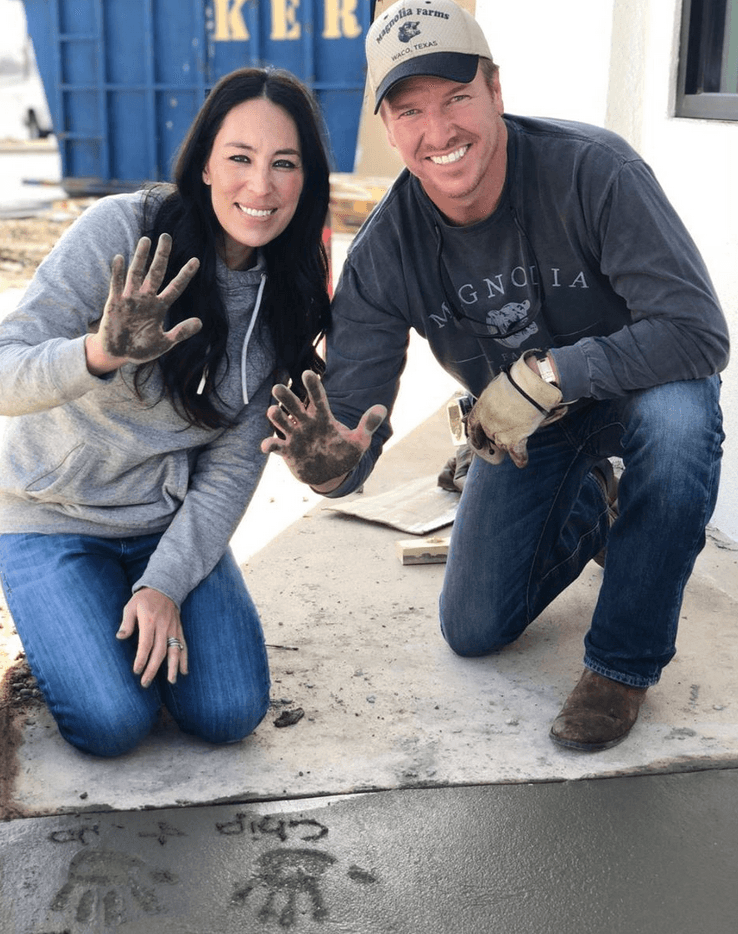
<box><xmin>22</xmin><ymin>0</ymin><xmax>371</xmax><ymax>194</ymax></box>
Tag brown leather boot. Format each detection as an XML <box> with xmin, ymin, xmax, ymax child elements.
<box><xmin>549</xmin><ymin>669</ymin><xmax>648</xmax><ymax>751</ymax></box>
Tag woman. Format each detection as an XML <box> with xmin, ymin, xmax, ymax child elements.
<box><xmin>0</xmin><ymin>67</ymin><xmax>331</xmax><ymax>757</ymax></box>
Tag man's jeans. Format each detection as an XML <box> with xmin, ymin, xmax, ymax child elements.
<box><xmin>439</xmin><ymin>376</ymin><xmax>724</xmax><ymax>687</ymax></box>
<box><xmin>0</xmin><ymin>532</ymin><xmax>271</xmax><ymax>757</ymax></box>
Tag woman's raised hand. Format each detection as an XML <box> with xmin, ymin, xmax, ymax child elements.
<box><xmin>261</xmin><ymin>370</ymin><xmax>387</xmax><ymax>490</ymax></box>
<box><xmin>87</xmin><ymin>234</ymin><xmax>201</xmax><ymax>374</ymax></box>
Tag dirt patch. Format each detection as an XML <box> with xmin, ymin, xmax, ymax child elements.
<box><xmin>1</xmin><ymin>656</ymin><xmax>43</xmax><ymax>712</ymax></box>
<box><xmin>0</xmin><ymin>597</ymin><xmax>43</xmax><ymax>820</ymax></box>
<box><xmin>0</xmin><ymin>200</ymin><xmax>94</xmax><ymax>292</ymax></box>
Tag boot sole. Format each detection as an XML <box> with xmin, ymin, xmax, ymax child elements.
<box><xmin>549</xmin><ymin>728</ymin><xmax>631</xmax><ymax>752</ymax></box>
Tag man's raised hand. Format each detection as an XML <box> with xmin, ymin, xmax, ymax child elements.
<box><xmin>261</xmin><ymin>370</ymin><xmax>387</xmax><ymax>489</ymax></box>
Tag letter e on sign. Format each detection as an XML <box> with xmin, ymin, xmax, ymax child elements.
<box><xmin>272</xmin><ymin>0</ymin><xmax>302</xmax><ymax>40</ymax></box>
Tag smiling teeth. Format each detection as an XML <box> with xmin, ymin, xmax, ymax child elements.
<box><xmin>239</xmin><ymin>206</ymin><xmax>276</xmax><ymax>217</ymax></box>
<box><xmin>430</xmin><ymin>146</ymin><xmax>469</xmax><ymax>165</ymax></box>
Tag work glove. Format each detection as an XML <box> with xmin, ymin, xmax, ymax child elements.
<box><xmin>466</xmin><ymin>352</ymin><xmax>568</xmax><ymax>469</ymax></box>
<box><xmin>437</xmin><ymin>442</ymin><xmax>473</xmax><ymax>492</ymax></box>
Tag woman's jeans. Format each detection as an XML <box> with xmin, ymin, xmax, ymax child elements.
<box><xmin>440</xmin><ymin>377</ymin><xmax>724</xmax><ymax>688</ymax></box>
<box><xmin>0</xmin><ymin>532</ymin><xmax>271</xmax><ymax>757</ymax></box>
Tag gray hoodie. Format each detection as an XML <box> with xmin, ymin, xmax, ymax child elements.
<box><xmin>0</xmin><ymin>191</ymin><xmax>275</xmax><ymax>607</ymax></box>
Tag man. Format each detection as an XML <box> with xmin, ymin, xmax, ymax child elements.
<box><xmin>262</xmin><ymin>0</ymin><xmax>729</xmax><ymax>751</ymax></box>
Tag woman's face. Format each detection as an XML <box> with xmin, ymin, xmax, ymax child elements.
<box><xmin>203</xmin><ymin>97</ymin><xmax>304</xmax><ymax>269</ymax></box>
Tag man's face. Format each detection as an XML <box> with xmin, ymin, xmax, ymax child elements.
<box><xmin>380</xmin><ymin>68</ymin><xmax>507</xmax><ymax>226</ymax></box>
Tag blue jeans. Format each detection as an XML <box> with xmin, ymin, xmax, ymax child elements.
<box><xmin>439</xmin><ymin>377</ymin><xmax>724</xmax><ymax>687</ymax></box>
<box><xmin>0</xmin><ymin>532</ymin><xmax>271</xmax><ymax>757</ymax></box>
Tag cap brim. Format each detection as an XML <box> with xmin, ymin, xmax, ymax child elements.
<box><xmin>374</xmin><ymin>52</ymin><xmax>479</xmax><ymax>113</ymax></box>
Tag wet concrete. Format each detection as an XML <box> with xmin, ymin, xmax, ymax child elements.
<box><xmin>2</xmin><ymin>769</ymin><xmax>737</xmax><ymax>933</ymax></box>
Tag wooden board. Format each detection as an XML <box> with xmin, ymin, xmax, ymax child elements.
<box><xmin>396</xmin><ymin>535</ymin><xmax>450</xmax><ymax>565</ymax></box>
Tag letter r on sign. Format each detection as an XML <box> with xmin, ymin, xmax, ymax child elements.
<box><xmin>323</xmin><ymin>0</ymin><xmax>362</xmax><ymax>38</ymax></box>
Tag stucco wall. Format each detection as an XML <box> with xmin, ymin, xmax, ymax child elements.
<box><xmin>476</xmin><ymin>0</ymin><xmax>615</xmax><ymax>124</ymax></box>
<box><xmin>607</xmin><ymin>0</ymin><xmax>738</xmax><ymax>539</ymax></box>
<box><xmin>476</xmin><ymin>0</ymin><xmax>737</xmax><ymax>540</ymax></box>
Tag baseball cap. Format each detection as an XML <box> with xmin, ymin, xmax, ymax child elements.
<box><xmin>366</xmin><ymin>0</ymin><xmax>493</xmax><ymax>113</ymax></box>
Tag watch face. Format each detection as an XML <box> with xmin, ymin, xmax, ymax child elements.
<box><xmin>538</xmin><ymin>357</ymin><xmax>557</xmax><ymax>384</ymax></box>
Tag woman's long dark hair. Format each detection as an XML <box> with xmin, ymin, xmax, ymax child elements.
<box><xmin>140</xmin><ymin>67</ymin><xmax>331</xmax><ymax>429</ymax></box>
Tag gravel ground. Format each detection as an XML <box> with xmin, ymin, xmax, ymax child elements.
<box><xmin>0</xmin><ymin>204</ymin><xmax>88</xmax><ymax>292</ymax></box>
<box><xmin>0</xmin><ymin>206</ymin><xmax>77</xmax><ymax>736</ymax></box>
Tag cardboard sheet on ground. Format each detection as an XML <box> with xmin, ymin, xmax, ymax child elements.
<box><xmin>325</xmin><ymin>474</ymin><xmax>458</xmax><ymax>534</ymax></box>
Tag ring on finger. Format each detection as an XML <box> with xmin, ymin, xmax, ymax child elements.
<box><xmin>167</xmin><ymin>637</ymin><xmax>184</xmax><ymax>651</ymax></box>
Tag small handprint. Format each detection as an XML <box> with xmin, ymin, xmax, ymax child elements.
<box><xmin>51</xmin><ymin>849</ymin><xmax>177</xmax><ymax>925</ymax></box>
<box><xmin>233</xmin><ymin>849</ymin><xmax>337</xmax><ymax>927</ymax></box>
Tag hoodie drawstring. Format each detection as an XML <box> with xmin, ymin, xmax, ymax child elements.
<box><xmin>196</xmin><ymin>272</ymin><xmax>267</xmax><ymax>404</ymax></box>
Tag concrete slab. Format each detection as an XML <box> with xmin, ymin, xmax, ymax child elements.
<box><xmin>2</xmin><ymin>404</ymin><xmax>737</xmax><ymax>819</ymax></box>
<box><xmin>2</xmin><ymin>769</ymin><xmax>737</xmax><ymax>933</ymax></box>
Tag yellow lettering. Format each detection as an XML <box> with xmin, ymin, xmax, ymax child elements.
<box><xmin>271</xmin><ymin>0</ymin><xmax>302</xmax><ymax>40</ymax></box>
<box><xmin>213</xmin><ymin>0</ymin><xmax>250</xmax><ymax>41</ymax></box>
<box><xmin>322</xmin><ymin>0</ymin><xmax>361</xmax><ymax>39</ymax></box>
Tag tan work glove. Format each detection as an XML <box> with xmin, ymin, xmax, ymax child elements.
<box><xmin>466</xmin><ymin>353</ymin><xmax>568</xmax><ymax>469</ymax></box>
<box><xmin>437</xmin><ymin>442</ymin><xmax>473</xmax><ymax>492</ymax></box>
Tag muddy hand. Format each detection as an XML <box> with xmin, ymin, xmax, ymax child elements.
<box><xmin>100</xmin><ymin>234</ymin><xmax>201</xmax><ymax>364</ymax></box>
<box><xmin>261</xmin><ymin>370</ymin><xmax>387</xmax><ymax>487</ymax></box>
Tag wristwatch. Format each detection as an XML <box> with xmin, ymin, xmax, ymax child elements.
<box><xmin>532</xmin><ymin>351</ymin><xmax>559</xmax><ymax>387</ymax></box>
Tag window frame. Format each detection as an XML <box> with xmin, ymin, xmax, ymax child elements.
<box><xmin>676</xmin><ymin>0</ymin><xmax>738</xmax><ymax>120</ymax></box>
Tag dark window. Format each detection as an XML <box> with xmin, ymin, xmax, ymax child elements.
<box><xmin>677</xmin><ymin>0</ymin><xmax>738</xmax><ymax>119</ymax></box>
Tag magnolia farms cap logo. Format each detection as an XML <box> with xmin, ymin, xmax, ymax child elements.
<box><xmin>398</xmin><ymin>21</ymin><xmax>421</xmax><ymax>42</ymax></box>
<box><xmin>374</xmin><ymin>5</ymin><xmax>450</xmax><ymax>44</ymax></box>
